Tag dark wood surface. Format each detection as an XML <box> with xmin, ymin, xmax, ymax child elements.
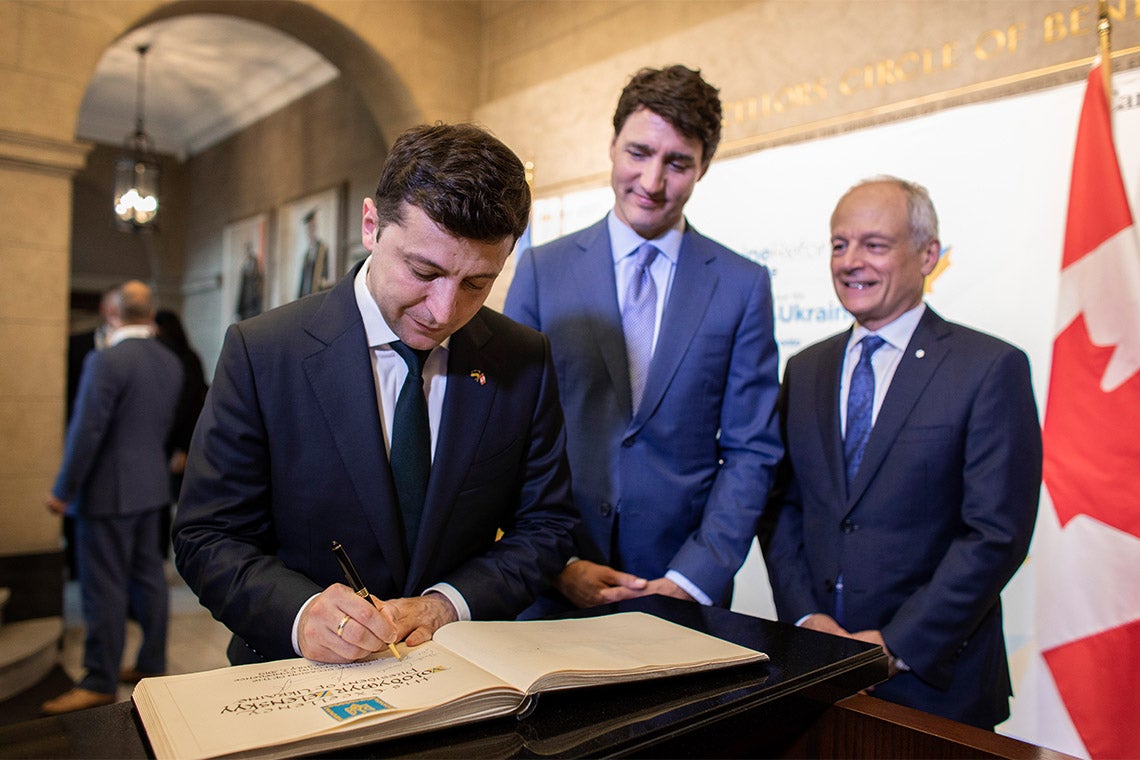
<box><xmin>0</xmin><ymin>596</ymin><xmax>888</xmax><ymax>759</ymax></box>
<box><xmin>780</xmin><ymin>694</ymin><xmax>1082</xmax><ymax>760</ymax></box>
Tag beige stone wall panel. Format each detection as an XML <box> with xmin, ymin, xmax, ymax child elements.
<box><xmin>0</xmin><ymin>323</ymin><xmax>65</xmax><ymax>399</ymax></box>
<box><xmin>0</xmin><ymin>242</ymin><xmax>69</xmax><ymax>324</ymax></box>
<box><xmin>0</xmin><ymin>475</ymin><xmax>61</xmax><ymax>555</ymax></box>
<box><xmin>0</xmin><ymin>166</ymin><xmax>73</xmax><ymax>252</ymax></box>
<box><xmin>475</xmin><ymin>0</ymin><xmax>1140</xmax><ymax>194</ymax></box>
<box><xmin>480</xmin><ymin>0</ymin><xmax>748</xmax><ymax>101</ymax></box>
<box><xmin>386</xmin><ymin>0</ymin><xmax>482</xmax><ymax>122</ymax></box>
<box><xmin>17</xmin><ymin>2</ymin><xmax>111</xmax><ymax>82</ymax></box>
<box><xmin>0</xmin><ymin>401</ymin><xmax>63</xmax><ymax>483</ymax></box>
<box><xmin>2</xmin><ymin>1</ymin><xmax>152</xmax><ymax>142</ymax></box>
<box><xmin>0</xmin><ymin>69</ymin><xmax>87</xmax><ymax>141</ymax></box>
<box><xmin>0</xmin><ymin>2</ymin><xmax>18</xmax><ymax>67</ymax></box>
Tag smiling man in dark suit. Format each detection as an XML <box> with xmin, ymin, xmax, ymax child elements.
<box><xmin>174</xmin><ymin>123</ymin><xmax>577</xmax><ymax>665</ymax></box>
<box><xmin>505</xmin><ymin>65</ymin><xmax>782</xmax><ymax>614</ymax></box>
<box><xmin>763</xmin><ymin>176</ymin><xmax>1042</xmax><ymax>728</ymax></box>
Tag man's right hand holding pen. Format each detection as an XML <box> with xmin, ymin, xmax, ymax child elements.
<box><xmin>296</xmin><ymin>586</ymin><xmax>457</xmax><ymax>664</ymax></box>
<box><xmin>296</xmin><ymin>539</ymin><xmax>458</xmax><ymax>663</ymax></box>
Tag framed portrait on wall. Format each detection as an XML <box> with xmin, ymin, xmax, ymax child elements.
<box><xmin>221</xmin><ymin>213</ymin><xmax>268</xmax><ymax>326</ymax></box>
<box><xmin>271</xmin><ymin>187</ymin><xmax>342</xmax><ymax>309</ymax></box>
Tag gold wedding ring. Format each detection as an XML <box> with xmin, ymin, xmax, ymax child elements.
<box><xmin>336</xmin><ymin>614</ymin><xmax>350</xmax><ymax>638</ymax></box>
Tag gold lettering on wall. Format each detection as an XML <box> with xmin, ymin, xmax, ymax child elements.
<box><xmin>975</xmin><ymin>24</ymin><xmax>1027</xmax><ymax>59</ymax></box>
<box><xmin>723</xmin><ymin>2</ymin><xmax>1139</xmax><ymax>130</ymax></box>
<box><xmin>726</xmin><ymin>79</ymin><xmax>828</xmax><ymax>123</ymax></box>
<box><xmin>1101</xmin><ymin>0</ymin><xmax>1139</xmax><ymax>19</ymax></box>
<box><xmin>826</xmin><ymin>43</ymin><xmax>957</xmax><ymax>98</ymax></box>
<box><xmin>1044</xmin><ymin>5</ymin><xmax>1096</xmax><ymax>42</ymax></box>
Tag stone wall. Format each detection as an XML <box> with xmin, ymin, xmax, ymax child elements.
<box><xmin>476</xmin><ymin>1</ymin><xmax>1140</xmax><ymax>195</ymax></box>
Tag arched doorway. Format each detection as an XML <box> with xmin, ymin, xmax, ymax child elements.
<box><xmin>0</xmin><ymin>0</ymin><xmax>462</xmax><ymax>650</ymax></box>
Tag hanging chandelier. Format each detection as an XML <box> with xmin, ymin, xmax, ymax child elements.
<box><xmin>113</xmin><ymin>44</ymin><xmax>160</xmax><ymax>231</ymax></box>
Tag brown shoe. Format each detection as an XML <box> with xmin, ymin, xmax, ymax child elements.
<box><xmin>120</xmin><ymin>667</ymin><xmax>165</xmax><ymax>684</ymax></box>
<box><xmin>41</xmin><ymin>687</ymin><xmax>115</xmax><ymax>715</ymax></box>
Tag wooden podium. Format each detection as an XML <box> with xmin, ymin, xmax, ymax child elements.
<box><xmin>777</xmin><ymin>694</ymin><xmax>1079</xmax><ymax>760</ymax></box>
<box><xmin>0</xmin><ymin>596</ymin><xmax>1069</xmax><ymax>759</ymax></box>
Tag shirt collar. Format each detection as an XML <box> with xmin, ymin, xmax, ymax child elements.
<box><xmin>606</xmin><ymin>209</ymin><xmax>684</xmax><ymax>266</ymax></box>
<box><xmin>849</xmin><ymin>302</ymin><xmax>926</xmax><ymax>353</ymax></box>
<box><xmin>354</xmin><ymin>256</ymin><xmax>450</xmax><ymax>351</ymax></box>
<box><xmin>106</xmin><ymin>324</ymin><xmax>153</xmax><ymax>347</ymax></box>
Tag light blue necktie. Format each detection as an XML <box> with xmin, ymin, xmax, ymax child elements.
<box><xmin>622</xmin><ymin>243</ymin><xmax>659</xmax><ymax>414</ymax></box>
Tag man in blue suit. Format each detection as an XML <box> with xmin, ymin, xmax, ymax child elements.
<box><xmin>174</xmin><ymin>124</ymin><xmax>577</xmax><ymax>665</ymax></box>
<box><xmin>505</xmin><ymin>65</ymin><xmax>782</xmax><ymax>612</ymax></box>
<box><xmin>763</xmin><ymin>176</ymin><xmax>1041</xmax><ymax>728</ymax></box>
<box><xmin>44</xmin><ymin>281</ymin><xmax>183</xmax><ymax>714</ymax></box>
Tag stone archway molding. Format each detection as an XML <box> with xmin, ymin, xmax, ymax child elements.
<box><xmin>119</xmin><ymin>0</ymin><xmax>427</xmax><ymax>148</ymax></box>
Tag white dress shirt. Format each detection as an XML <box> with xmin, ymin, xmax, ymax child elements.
<box><xmin>839</xmin><ymin>303</ymin><xmax>927</xmax><ymax>435</ymax></box>
<box><xmin>105</xmin><ymin>324</ymin><xmax>154</xmax><ymax>347</ymax></box>
<box><xmin>353</xmin><ymin>258</ymin><xmax>448</xmax><ymax>462</ymax></box>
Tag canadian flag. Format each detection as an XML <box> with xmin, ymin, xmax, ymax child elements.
<box><xmin>1031</xmin><ymin>62</ymin><xmax>1140</xmax><ymax>759</ymax></box>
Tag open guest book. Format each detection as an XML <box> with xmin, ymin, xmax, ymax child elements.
<box><xmin>132</xmin><ymin>611</ymin><xmax>767</xmax><ymax>760</ymax></box>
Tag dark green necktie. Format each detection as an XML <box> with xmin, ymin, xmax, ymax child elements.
<box><xmin>390</xmin><ymin>341</ymin><xmax>432</xmax><ymax>551</ymax></box>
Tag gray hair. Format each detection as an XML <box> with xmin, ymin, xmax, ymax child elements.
<box><xmin>850</xmin><ymin>175</ymin><xmax>939</xmax><ymax>249</ymax></box>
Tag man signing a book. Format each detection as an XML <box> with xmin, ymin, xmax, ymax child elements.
<box><xmin>174</xmin><ymin>123</ymin><xmax>578</xmax><ymax>665</ymax></box>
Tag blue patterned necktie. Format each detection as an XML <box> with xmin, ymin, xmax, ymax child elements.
<box><xmin>844</xmin><ymin>335</ymin><xmax>886</xmax><ymax>488</ymax></box>
<box><xmin>390</xmin><ymin>341</ymin><xmax>432</xmax><ymax>551</ymax></box>
<box><xmin>622</xmin><ymin>242</ymin><xmax>659</xmax><ymax>414</ymax></box>
<box><xmin>836</xmin><ymin>335</ymin><xmax>885</xmax><ymax>626</ymax></box>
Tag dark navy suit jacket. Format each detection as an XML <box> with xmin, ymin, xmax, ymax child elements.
<box><xmin>174</xmin><ymin>264</ymin><xmax>577</xmax><ymax>663</ymax></box>
<box><xmin>505</xmin><ymin>218</ymin><xmax>782</xmax><ymax>605</ymax></box>
<box><xmin>764</xmin><ymin>307</ymin><xmax>1041</xmax><ymax>728</ymax></box>
<box><xmin>54</xmin><ymin>335</ymin><xmax>182</xmax><ymax>516</ymax></box>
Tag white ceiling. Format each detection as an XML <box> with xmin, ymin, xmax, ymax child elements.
<box><xmin>76</xmin><ymin>14</ymin><xmax>339</xmax><ymax>161</ymax></box>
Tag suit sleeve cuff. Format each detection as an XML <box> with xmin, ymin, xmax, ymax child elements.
<box><xmin>292</xmin><ymin>593</ymin><xmax>320</xmax><ymax>656</ymax></box>
<box><xmin>881</xmin><ymin>634</ymin><xmax>911</xmax><ymax>672</ymax></box>
<box><xmin>665</xmin><ymin>570</ymin><xmax>712</xmax><ymax>606</ymax></box>
<box><xmin>425</xmin><ymin>583</ymin><xmax>470</xmax><ymax>621</ymax></box>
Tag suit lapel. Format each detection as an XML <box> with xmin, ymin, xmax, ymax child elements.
<box><xmin>629</xmin><ymin>227</ymin><xmax>717</xmax><ymax>433</ymax></box>
<box><xmin>846</xmin><ymin>308</ymin><xmax>951</xmax><ymax>509</ymax></box>
<box><xmin>570</xmin><ymin>221</ymin><xmax>634</xmax><ymax>416</ymax></box>
<box><xmin>815</xmin><ymin>332</ymin><xmax>850</xmax><ymax>508</ymax></box>
<box><xmin>302</xmin><ymin>268</ymin><xmax>409</xmax><ymax>588</ymax></box>
<box><xmin>406</xmin><ymin>311</ymin><xmax>499</xmax><ymax>592</ymax></box>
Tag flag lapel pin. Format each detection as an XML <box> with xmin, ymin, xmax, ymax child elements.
<box><xmin>469</xmin><ymin>370</ymin><xmax>486</xmax><ymax>385</ymax></box>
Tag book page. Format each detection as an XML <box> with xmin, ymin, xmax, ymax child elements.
<box><xmin>134</xmin><ymin>641</ymin><xmax>522</xmax><ymax>760</ymax></box>
<box><xmin>433</xmin><ymin>612</ymin><xmax>767</xmax><ymax>694</ymax></box>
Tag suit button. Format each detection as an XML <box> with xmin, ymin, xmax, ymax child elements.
<box><xmin>599</xmin><ymin>502</ymin><xmax>613</xmax><ymax>517</ymax></box>
<box><xmin>841</xmin><ymin>519</ymin><xmax>856</xmax><ymax>534</ymax></box>
<box><xmin>824</xmin><ymin>578</ymin><xmax>835</xmax><ymax>592</ymax></box>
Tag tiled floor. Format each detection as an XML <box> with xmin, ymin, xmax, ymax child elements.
<box><xmin>60</xmin><ymin>562</ymin><xmax>232</xmax><ymax>703</ymax></box>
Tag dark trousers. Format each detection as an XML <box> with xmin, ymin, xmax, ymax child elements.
<box><xmin>75</xmin><ymin>509</ymin><xmax>169</xmax><ymax>694</ymax></box>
